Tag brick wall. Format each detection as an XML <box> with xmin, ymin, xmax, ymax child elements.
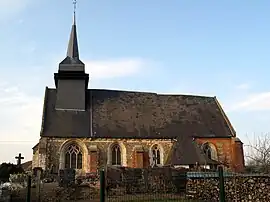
<box><xmin>195</xmin><ymin>137</ymin><xmax>244</xmax><ymax>172</ymax></box>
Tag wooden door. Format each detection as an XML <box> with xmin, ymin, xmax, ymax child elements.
<box><xmin>89</xmin><ymin>151</ymin><xmax>98</xmax><ymax>173</ymax></box>
<box><xmin>135</xmin><ymin>152</ymin><xmax>144</xmax><ymax>168</ymax></box>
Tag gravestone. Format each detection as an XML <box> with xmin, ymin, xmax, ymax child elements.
<box><xmin>0</xmin><ymin>188</ymin><xmax>11</xmax><ymax>202</ymax></box>
<box><xmin>58</xmin><ymin>169</ymin><xmax>75</xmax><ymax>187</ymax></box>
<box><xmin>171</xmin><ymin>169</ymin><xmax>187</xmax><ymax>193</ymax></box>
<box><xmin>33</xmin><ymin>167</ymin><xmax>43</xmax><ymax>178</ymax></box>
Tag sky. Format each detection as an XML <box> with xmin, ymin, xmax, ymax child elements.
<box><xmin>1</xmin><ymin>0</ymin><xmax>270</xmax><ymax>163</ymax></box>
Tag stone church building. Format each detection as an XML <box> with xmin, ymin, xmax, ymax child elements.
<box><xmin>32</xmin><ymin>15</ymin><xmax>245</xmax><ymax>174</ymax></box>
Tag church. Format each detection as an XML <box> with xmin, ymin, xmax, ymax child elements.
<box><xmin>32</xmin><ymin>12</ymin><xmax>245</xmax><ymax>175</ymax></box>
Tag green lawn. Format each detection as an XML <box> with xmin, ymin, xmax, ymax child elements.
<box><xmin>108</xmin><ymin>196</ymin><xmax>202</xmax><ymax>202</ymax></box>
<box><xmin>111</xmin><ymin>200</ymin><xmax>202</xmax><ymax>202</ymax></box>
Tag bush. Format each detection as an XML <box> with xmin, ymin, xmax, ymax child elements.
<box><xmin>9</xmin><ymin>173</ymin><xmax>28</xmax><ymax>186</ymax></box>
<box><xmin>0</xmin><ymin>163</ymin><xmax>24</xmax><ymax>183</ymax></box>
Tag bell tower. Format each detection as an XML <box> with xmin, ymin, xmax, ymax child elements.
<box><xmin>54</xmin><ymin>1</ymin><xmax>89</xmax><ymax>111</ymax></box>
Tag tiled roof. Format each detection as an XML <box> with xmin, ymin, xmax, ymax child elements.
<box><xmin>170</xmin><ymin>136</ymin><xmax>219</xmax><ymax>165</ymax></box>
<box><xmin>40</xmin><ymin>88</ymin><xmax>234</xmax><ymax>139</ymax></box>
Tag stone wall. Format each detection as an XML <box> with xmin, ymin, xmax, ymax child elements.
<box><xmin>186</xmin><ymin>175</ymin><xmax>270</xmax><ymax>201</ymax></box>
<box><xmin>106</xmin><ymin>167</ymin><xmax>187</xmax><ymax>195</ymax></box>
<box><xmin>33</xmin><ymin>137</ymin><xmax>174</xmax><ymax>173</ymax></box>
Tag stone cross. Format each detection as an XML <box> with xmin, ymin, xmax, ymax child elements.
<box><xmin>73</xmin><ymin>0</ymin><xmax>77</xmax><ymax>11</ymax></box>
<box><xmin>15</xmin><ymin>153</ymin><xmax>24</xmax><ymax>166</ymax></box>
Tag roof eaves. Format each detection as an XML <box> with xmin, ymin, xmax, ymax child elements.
<box><xmin>40</xmin><ymin>87</ymin><xmax>49</xmax><ymax>136</ymax></box>
<box><xmin>214</xmin><ymin>96</ymin><xmax>236</xmax><ymax>137</ymax></box>
<box><xmin>32</xmin><ymin>143</ymin><xmax>39</xmax><ymax>150</ymax></box>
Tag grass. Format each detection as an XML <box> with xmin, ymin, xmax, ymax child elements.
<box><xmin>109</xmin><ymin>199</ymin><xmax>201</xmax><ymax>202</ymax></box>
<box><xmin>107</xmin><ymin>194</ymin><xmax>202</xmax><ymax>202</ymax></box>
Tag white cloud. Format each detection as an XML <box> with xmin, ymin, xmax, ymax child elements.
<box><xmin>0</xmin><ymin>82</ymin><xmax>43</xmax><ymax>163</ymax></box>
<box><xmin>227</xmin><ymin>92</ymin><xmax>270</xmax><ymax>112</ymax></box>
<box><xmin>0</xmin><ymin>0</ymin><xmax>30</xmax><ymax>20</ymax></box>
<box><xmin>236</xmin><ymin>83</ymin><xmax>250</xmax><ymax>90</ymax></box>
<box><xmin>84</xmin><ymin>58</ymin><xmax>147</xmax><ymax>79</ymax></box>
<box><xmin>0</xmin><ymin>83</ymin><xmax>42</xmax><ymax>141</ymax></box>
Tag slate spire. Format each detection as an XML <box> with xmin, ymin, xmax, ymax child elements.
<box><xmin>66</xmin><ymin>11</ymin><xmax>79</xmax><ymax>59</ymax></box>
<box><xmin>59</xmin><ymin>1</ymin><xmax>84</xmax><ymax>67</ymax></box>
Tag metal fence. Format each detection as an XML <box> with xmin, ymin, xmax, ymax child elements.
<box><xmin>2</xmin><ymin>167</ymin><xmax>269</xmax><ymax>202</ymax></box>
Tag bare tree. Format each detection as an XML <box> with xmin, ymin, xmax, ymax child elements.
<box><xmin>244</xmin><ymin>133</ymin><xmax>270</xmax><ymax>173</ymax></box>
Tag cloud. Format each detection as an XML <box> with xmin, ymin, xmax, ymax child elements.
<box><xmin>236</xmin><ymin>83</ymin><xmax>250</xmax><ymax>90</ymax></box>
<box><xmin>0</xmin><ymin>81</ymin><xmax>43</xmax><ymax>163</ymax></box>
<box><xmin>0</xmin><ymin>0</ymin><xmax>30</xmax><ymax>20</ymax></box>
<box><xmin>227</xmin><ymin>92</ymin><xmax>270</xmax><ymax>112</ymax></box>
<box><xmin>0</xmin><ymin>82</ymin><xmax>43</xmax><ymax>142</ymax></box>
<box><xmin>84</xmin><ymin>58</ymin><xmax>148</xmax><ymax>79</ymax></box>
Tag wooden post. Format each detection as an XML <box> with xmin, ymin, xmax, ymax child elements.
<box><xmin>36</xmin><ymin>169</ymin><xmax>41</xmax><ymax>202</ymax></box>
<box><xmin>26</xmin><ymin>175</ymin><xmax>31</xmax><ymax>202</ymax></box>
<box><xmin>218</xmin><ymin>166</ymin><xmax>225</xmax><ymax>202</ymax></box>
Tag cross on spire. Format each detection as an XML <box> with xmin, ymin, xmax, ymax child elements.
<box><xmin>15</xmin><ymin>153</ymin><xmax>24</xmax><ymax>166</ymax></box>
<box><xmin>73</xmin><ymin>0</ymin><xmax>77</xmax><ymax>24</ymax></box>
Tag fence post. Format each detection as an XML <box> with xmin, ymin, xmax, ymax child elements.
<box><xmin>218</xmin><ymin>166</ymin><xmax>225</xmax><ymax>202</ymax></box>
<box><xmin>100</xmin><ymin>169</ymin><xmax>105</xmax><ymax>202</ymax></box>
<box><xmin>36</xmin><ymin>169</ymin><xmax>41</xmax><ymax>202</ymax></box>
<box><xmin>26</xmin><ymin>175</ymin><xmax>31</xmax><ymax>202</ymax></box>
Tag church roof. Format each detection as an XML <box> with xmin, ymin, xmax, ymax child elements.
<box><xmin>170</xmin><ymin>136</ymin><xmax>219</xmax><ymax>165</ymax></box>
<box><xmin>40</xmin><ymin>88</ymin><xmax>235</xmax><ymax>138</ymax></box>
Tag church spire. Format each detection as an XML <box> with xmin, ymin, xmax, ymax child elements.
<box><xmin>54</xmin><ymin>0</ymin><xmax>89</xmax><ymax>110</ymax></box>
<box><xmin>59</xmin><ymin>0</ymin><xmax>83</xmax><ymax>66</ymax></box>
<box><xmin>67</xmin><ymin>0</ymin><xmax>79</xmax><ymax>59</ymax></box>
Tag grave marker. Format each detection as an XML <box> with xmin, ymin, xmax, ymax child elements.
<box><xmin>15</xmin><ymin>153</ymin><xmax>24</xmax><ymax>166</ymax></box>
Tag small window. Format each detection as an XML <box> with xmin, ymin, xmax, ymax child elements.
<box><xmin>152</xmin><ymin>145</ymin><xmax>161</xmax><ymax>166</ymax></box>
<box><xmin>111</xmin><ymin>144</ymin><xmax>121</xmax><ymax>166</ymax></box>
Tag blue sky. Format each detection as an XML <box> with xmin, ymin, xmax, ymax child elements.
<box><xmin>1</xmin><ymin>0</ymin><xmax>270</xmax><ymax>163</ymax></box>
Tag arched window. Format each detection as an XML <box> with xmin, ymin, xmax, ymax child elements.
<box><xmin>111</xmin><ymin>144</ymin><xmax>121</xmax><ymax>166</ymax></box>
<box><xmin>65</xmin><ymin>144</ymin><xmax>83</xmax><ymax>169</ymax></box>
<box><xmin>202</xmin><ymin>143</ymin><xmax>217</xmax><ymax>161</ymax></box>
<box><xmin>151</xmin><ymin>145</ymin><xmax>161</xmax><ymax>166</ymax></box>
<box><xmin>203</xmin><ymin>144</ymin><xmax>212</xmax><ymax>159</ymax></box>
